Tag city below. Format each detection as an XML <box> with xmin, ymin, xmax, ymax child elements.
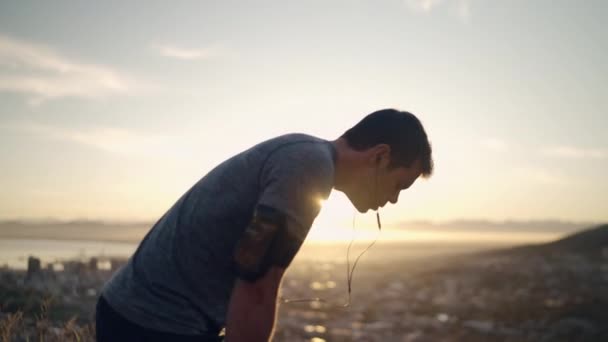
<box><xmin>0</xmin><ymin>224</ymin><xmax>607</xmax><ymax>341</ymax></box>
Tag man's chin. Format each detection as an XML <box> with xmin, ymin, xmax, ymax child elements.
<box><xmin>353</xmin><ymin>203</ymin><xmax>368</xmax><ymax>213</ymax></box>
<box><xmin>356</xmin><ymin>205</ymin><xmax>376</xmax><ymax>214</ymax></box>
<box><xmin>348</xmin><ymin>197</ymin><xmax>374</xmax><ymax>213</ymax></box>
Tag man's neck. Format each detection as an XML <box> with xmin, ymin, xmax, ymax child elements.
<box><xmin>330</xmin><ymin>137</ymin><xmax>359</xmax><ymax>192</ymax></box>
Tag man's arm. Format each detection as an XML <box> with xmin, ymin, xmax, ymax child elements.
<box><xmin>225</xmin><ymin>266</ymin><xmax>285</xmax><ymax>342</ymax></box>
<box><xmin>226</xmin><ymin>205</ymin><xmax>303</xmax><ymax>341</ymax></box>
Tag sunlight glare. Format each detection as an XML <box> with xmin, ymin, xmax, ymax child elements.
<box><xmin>308</xmin><ymin>192</ymin><xmax>379</xmax><ymax>243</ymax></box>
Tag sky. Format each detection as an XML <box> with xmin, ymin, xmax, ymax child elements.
<box><xmin>0</xmin><ymin>0</ymin><xmax>606</xmax><ymax>232</ymax></box>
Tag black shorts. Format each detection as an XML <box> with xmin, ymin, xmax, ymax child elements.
<box><xmin>95</xmin><ymin>295</ymin><xmax>223</xmax><ymax>342</ymax></box>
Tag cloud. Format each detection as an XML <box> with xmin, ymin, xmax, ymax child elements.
<box><xmin>404</xmin><ymin>0</ymin><xmax>472</xmax><ymax>21</ymax></box>
<box><xmin>404</xmin><ymin>0</ymin><xmax>442</xmax><ymax>12</ymax></box>
<box><xmin>0</xmin><ymin>34</ymin><xmax>149</xmax><ymax>103</ymax></box>
<box><xmin>481</xmin><ymin>138</ymin><xmax>509</xmax><ymax>152</ymax></box>
<box><xmin>456</xmin><ymin>0</ymin><xmax>472</xmax><ymax>22</ymax></box>
<box><xmin>540</xmin><ymin>146</ymin><xmax>606</xmax><ymax>160</ymax></box>
<box><xmin>0</xmin><ymin>121</ymin><xmax>189</xmax><ymax>158</ymax></box>
<box><xmin>153</xmin><ymin>44</ymin><xmax>218</xmax><ymax>60</ymax></box>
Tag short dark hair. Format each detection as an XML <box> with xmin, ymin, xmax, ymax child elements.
<box><xmin>341</xmin><ymin>109</ymin><xmax>433</xmax><ymax>177</ymax></box>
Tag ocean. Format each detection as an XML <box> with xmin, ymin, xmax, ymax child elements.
<box><xmin>0</xmin><ymin>239</ymin><xmax>137</xmax><ymax>269</ymax></box>
<box><xmin>0</xmin><ymin>236</ymin><xmax>538</xmax><ymax>270</ymax></box>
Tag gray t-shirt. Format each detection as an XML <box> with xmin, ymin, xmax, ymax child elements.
<box><xmin>101</xmin><ymin>133</ymin><xmax>336</xmax><ymax>334</ymax></box>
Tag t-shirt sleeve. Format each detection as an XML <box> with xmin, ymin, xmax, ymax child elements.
<box><xmin>257</xmin><ymin>142</ymin><xmax>334</xmax><ymax>253</ymax></box>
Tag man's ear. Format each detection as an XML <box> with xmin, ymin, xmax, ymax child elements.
<box><xmin>372</xmin><ymin>144</ymin><xmax>391</xmax><ymax>166</ymax></box>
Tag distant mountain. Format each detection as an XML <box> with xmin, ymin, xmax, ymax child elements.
<box><xmin>386</xmin><ymin>219</ymin><xmax>598</xmax><ymax>234</ymax></box>
<box><xmin>0</xmin><ymin>220</ymin><xmax>152</xmax><ymax>242</ymax></box>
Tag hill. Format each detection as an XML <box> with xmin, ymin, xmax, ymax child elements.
<box><xmin>482</xmin><ymin>223</ymin><xmax>608</xmax><ymax>258</ymax></box>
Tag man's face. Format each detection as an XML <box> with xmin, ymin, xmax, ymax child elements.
<box><xmin>349</xmin><ymin>158</ymin><xmax>423</xmax><ymax>213</ymax></box>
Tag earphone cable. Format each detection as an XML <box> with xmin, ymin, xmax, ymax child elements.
<box><xmin>281</xmin><ymin>161</ymin><xmax>382</xmax><ymax>307</ymax></box>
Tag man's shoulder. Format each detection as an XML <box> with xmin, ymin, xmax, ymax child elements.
<box><xmin>261</xmin><ymin>133</ymin><xmax>335</xmax><ymax>169</ymax></box>
<box><xmin>256</xmin><ymin>134</ymin><xmax>335</xmax><ymax>229</ymax></box>
<box><xmin>263</xmin><ymin>133</ymin><xmax>328</xmax><ymax>149</ymax></box>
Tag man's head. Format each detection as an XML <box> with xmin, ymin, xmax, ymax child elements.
<box><xmin>334</xmin><ymin>109</ymin><xmax>433</xmax><ymax>213</ymax></box>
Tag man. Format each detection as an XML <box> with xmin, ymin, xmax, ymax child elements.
<box><xmin>96</xmin><ymin>108</ymin><xmax>433</xmax><ymax>341</ymax></box>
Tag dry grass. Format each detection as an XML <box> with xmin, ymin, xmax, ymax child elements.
<box><xmin>0</xmin><ymin>297</ymin><xmax>95</xmax><ymax>342</ymax></box>
<box><xmin>0</xmin><ymin>311</ymin><xmax>23</xmax><ymax>342</ymax></box>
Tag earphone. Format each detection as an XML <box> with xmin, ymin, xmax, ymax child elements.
<box><xmin>375</xmin><ymin>154</ymin><xmax>382</xmax><ymax>231</ymax></box>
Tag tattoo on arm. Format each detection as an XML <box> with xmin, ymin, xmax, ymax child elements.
<box><xmin>233</xmin><ymin>205</ymin><xmax>303</xmax><ymax>282</ymax></box>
